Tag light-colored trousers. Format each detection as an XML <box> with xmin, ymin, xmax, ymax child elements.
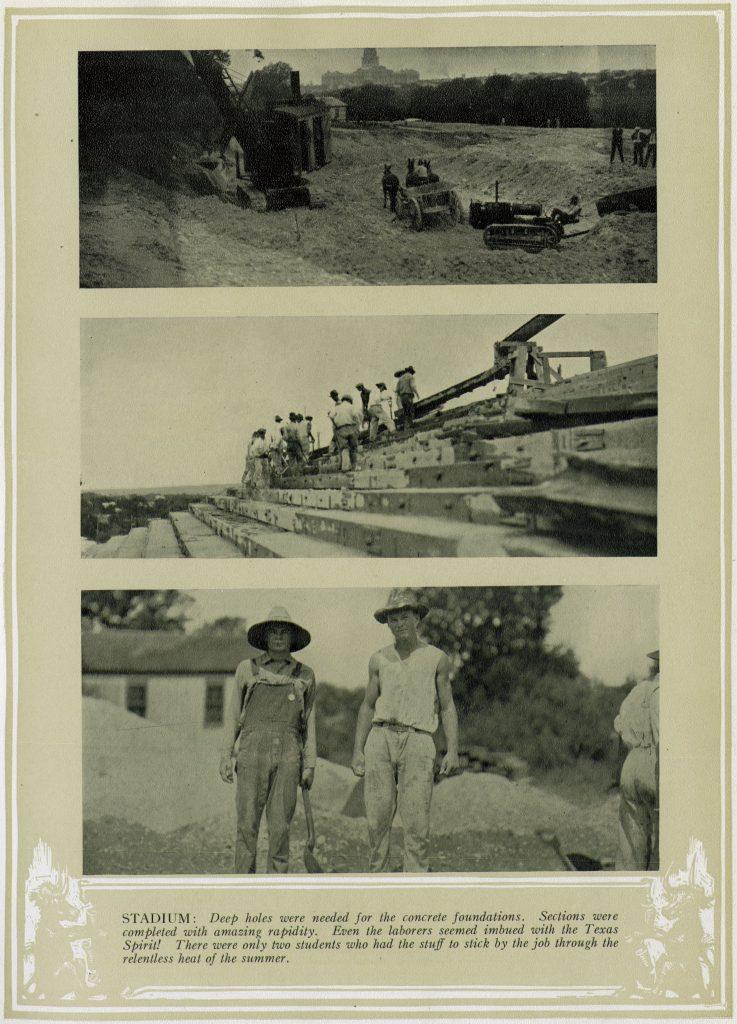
<box><xmin>364</xmin><ymin>726</ymin><xmax>435</xmax><ymax>872</ymax></box>
<box><xmin>368</xmin><ymin>406</ymin><xmax>396</xmax><ymax>442</ymax></box>
<box><xmin>616</xmin><ymin>746</ymin><xmax>659</xmax><ymax>870</ymax></box>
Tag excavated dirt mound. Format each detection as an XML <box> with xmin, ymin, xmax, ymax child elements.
<box><xmin>83</xmin><ymin>697</ymin><xmax>618</xmax><ymax>874</ymax></box>
<box><xmin>80</xmin><ymin>124</ymin><xmax>656</xmax><ymax>287</ymax></box>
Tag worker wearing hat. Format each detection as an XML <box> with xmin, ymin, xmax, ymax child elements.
<box><xmin>219</xmin><ymin>607</ymin><xmax>316</xmax><ymax>873</ymax></box>
<box><xmin>395</xmin><ymin>366</ymin><xmax>419</xmax><ymax>429</ymax></box>
<box><xmin>331</xmin><ymin>394</ymin><xmax>362</xmax><ymax>471</ymax></box>
<box><xmin>614</xmin><ymin>649</ymin><xmax>659</xmax><ymax>870</ymax></box>
<box><xmin>352</xmin><ymin>589</ymin><xmax>460</xmax><ymax>871</ymax></box>
<box><xmin>355</xmin><ymin>383</ymin><xmax>371</xmax><ymax>428</ymax></box>
<box><xmin>367</xmin><ymin>382</ymin><xmax>396</xmax><ymax>444</ymax></box>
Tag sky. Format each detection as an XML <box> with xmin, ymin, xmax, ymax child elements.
<box><xmin>181</xmin><ymin>585</ymin><xmax>658</xmax><ymax>689</ymax></box>
<box><xmin>229</xmin><ymin>46</ymin><xmax>655</xmax><ymax>88</ymax></box>
<box><xmin>81</xmin><ymin>314</ymin><xmax>657</xmax><ymax>490</ymax></box>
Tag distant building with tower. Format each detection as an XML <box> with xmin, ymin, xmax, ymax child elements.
<box><xmin>321</xmin><ymin>48</ymin><xmax>420</xmax><ymax>92</ymax></box>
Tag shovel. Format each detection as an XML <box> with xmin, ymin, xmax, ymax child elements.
<box><xmin>302</xmin><ymin>788</ymin><xmax>324</xmax><ymax>873</ymax></box>
<box><xmin>536</xmin><ymin>829</ymin><xmax>607</xmax><ymax>871</ymax></box>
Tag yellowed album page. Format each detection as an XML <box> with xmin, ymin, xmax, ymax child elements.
<box><xmin>3</xmin><ymin>3</ymin><xmax>732</xmax><ymax>1023</ymax></box>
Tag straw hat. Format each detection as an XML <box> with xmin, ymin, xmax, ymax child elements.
<box><xmin>247</xmin><ymin>606</ymin><xmax>311</xmax><ymax>652</ymax></box>
<box><xmin>374</xmin><ymin>588</ymin><xmax>429</xmax><ymax>625</ymax></box>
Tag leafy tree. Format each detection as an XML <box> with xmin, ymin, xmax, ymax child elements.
<box><xmin>340</xmin><ymin>84</ymin><xmax>407</xmax><ymax>122</ymax></box>
<box><xmin>315</xmin><ymin>683</ymin><xmax>364</xmax><ymax>766</ymax></box>
<box><xmin>246</xmin><ymin>62</ymin><xmax>294</xmax><ymax>106</ymax></box>
<box><xmin>81</xmin><ymin>591</ymin><xmax>192</xmax><ymax>631</ymax></box>
<box><xmin>418</xmin><ymin>586</ymin><xmax>565</xmax><ymax>706</ymax></box>
<box><xmin>194</xmin><ymin>616</ymin><xmax>250</xmax><ymax>637</ymax></box>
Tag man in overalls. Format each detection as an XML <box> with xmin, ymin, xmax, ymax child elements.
<box><xmin>351</xmin><ymin>589</ymin><xmax>460</xmax><ymax>872</ymax></box>
<box><xmin>614</xmin><ymin>649</ymin><xmax>660</xmax><ymax>870</ymax></box>
<box><xmin>218</xmin><ymin>607</ymin><xmax>316</xmax><ymax>873</ymax></box>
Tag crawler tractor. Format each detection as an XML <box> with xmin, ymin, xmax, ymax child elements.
<box><xmin>470</xmin><ymin>182</ymin><xmax>563</xmax><ymax>252</ymax></box>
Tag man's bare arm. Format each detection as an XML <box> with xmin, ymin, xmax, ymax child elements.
<box><xmin>436</xmin><ymin>653</ymin><xmax>460</xmax><ymax>775</ymax></box>
<box><xmin>352</xmin><ymin>654</ymin><xmax>381</xmax><ymax>777</ymax></box>
<box><xmin>218</xmin><ymin>665</ymin><xmax>246</xmax><ymax>782</ymax></box>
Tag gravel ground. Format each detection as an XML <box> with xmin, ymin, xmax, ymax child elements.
<box><xmin>83</xmin><ymin>696</ymin><xmax>619</xmax><ymax>874</ymax></box>
<box><xmin>80</xmin><ymin>124</ymin><xmax>656</xmax><ymax>288</ymax></box>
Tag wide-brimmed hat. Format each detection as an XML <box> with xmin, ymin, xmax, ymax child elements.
<box><xmin>247</xmin><ymin>606</ymin><xmax>311</xmax><ymax>652</ymax></box>
<box><xmin>374</xmin><ymin>588</ymin><xmax>429</xmax><ymax>625</ymax></box>
<box><xmin>647</xmin><ymin>649</ymin><xmax>660</xmax><ymax>662</ymax></box>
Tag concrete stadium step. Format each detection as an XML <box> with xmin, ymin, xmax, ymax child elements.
<box><xmin>211</xmin><ymin>497</ymin><xmax>544</xmax><ymax>558</ymax></box>
<box><xmin>237</xmin><ymin>486</ymin><xmax>508</xmax><ymax>525</ymax></box>
<box><xmin>143</xmin><ymin>518</ymin><xmax>185</xmax><ymax>558</ymax></box>
<box><xmin>190</xmin><ymin>505</ymin><xmax>361</xmax><ymax>558</ymax></box>
<box><xmin>170</xmin><ymin>511</ymin><xmax>246</xmax><ymax>558</ymax></box>
<box><xmin>114</xmin><ymin>527</ymin><xmax>149</xmax><ymax>558</ymax></box>
<box><xmin>84</xmin><ymin>535</ymin><xmax>126</xmax><ymax>558</ymax></box>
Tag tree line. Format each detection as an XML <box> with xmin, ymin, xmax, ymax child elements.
<box><xmin>336</xmin><ymin>70</ymin><xmax>656</xmax><ymax>128</ymax></box>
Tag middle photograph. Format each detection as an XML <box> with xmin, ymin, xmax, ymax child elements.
<box><xmin>81</xmin><ymin>313</ymin><xmax>657</xmax><ymax>559</ymax></box>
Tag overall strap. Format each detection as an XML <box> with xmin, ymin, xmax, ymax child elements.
<box><xmin>238</xmin><ymin>659</ymin><xmax>258</xmax><ymax>722</ymax></box>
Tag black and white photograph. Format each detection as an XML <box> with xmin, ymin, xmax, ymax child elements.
<box><xmin>82</xmin><ymin>586</ymin><xmax>660</xmax><ymax>876</ymax></box>
<box><xmin>81</xmin><ymin>313</ymin><xmax>657</xmax><ymax>558</ymax></box>
<box><xmin>79</xmin><ymin>46</ymin><xmax>657</xmax><ymax>287</ymax></box>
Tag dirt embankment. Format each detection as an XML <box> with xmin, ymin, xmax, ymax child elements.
<box><xmin>83</xmin><ymin>697</ymin><xmax>618</xmax><ymax>875</ymax></box>
<box><xmin>80</xmin><ymin>124</ymin><xmax>656</xmax><ymax>288</ymax></box>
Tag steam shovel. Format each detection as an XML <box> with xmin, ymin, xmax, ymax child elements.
<box><xmin>302</xmin><ymin>788</ymin><xmax>324</xmax><ymax>873</ymax></box>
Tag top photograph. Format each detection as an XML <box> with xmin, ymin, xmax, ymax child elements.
<box><xmin>78</xmin><ymin>46</ymin><xmax>657</xmax><ymax>288</ymax></box>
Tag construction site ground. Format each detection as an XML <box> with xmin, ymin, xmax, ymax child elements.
<box><xmin>83</xmin><ymin>697</ymin><xmax>619</xmax><ymax>874</ymax></box>
<box><xmin>80</xmin><ymin>123</ymin><xmax>656</xmax><ymax>287</ymax></box>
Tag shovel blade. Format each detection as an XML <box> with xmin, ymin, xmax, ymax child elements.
<box><xmin>303</xmin><ymin>847</ymin><xmax>324</xmax><ymax>874</ymax></box>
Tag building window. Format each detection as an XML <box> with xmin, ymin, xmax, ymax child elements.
<box><xmin>204</xmin><ymin>680</ymin><xmax>225</xmax><ymax>727</ymax></box>
<box><xmin>126</xmin><ymin>680</ymin><xmax>147</xmax><ymax>718</ymax></box>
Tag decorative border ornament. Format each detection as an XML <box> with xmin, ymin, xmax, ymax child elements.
<box><xmin>630</xmin><ymin>838</ymin><xmax>716</xmax><ymax>1000</ymax></box>
<box><xmin>23</xmin><ymin>840</ymin><xmax>106</xmax><ymax>1002</ymax></box>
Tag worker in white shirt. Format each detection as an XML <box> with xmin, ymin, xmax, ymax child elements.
<box><xmin>367</xmin><ymin>382</ymin><xmax>396</xmax><ymax>444</ymax></box>
<box><xmin>614</xmin><ymin>650</ymin><xmax>660</xmax><ymax>870</ymax></box>
<box><xmin>332</xmin><ymin>394</ymin><xmax>362</xmax><ymax>471</ymax></box>
<box><xmin>244</xmin><ymin>428</ymin><xmax>269</xmax><ymax>491</ymax></box>
<box><xmin>269</xmin><ymin>416</ymin><xmax>286</xmax><ymax>476</ymax></box>
<box><xmin>295</xmin><ymin>414</ymin><xmax>311</xmax><ymax>460</ymax></box>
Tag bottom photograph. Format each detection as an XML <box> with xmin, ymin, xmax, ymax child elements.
<box><xmin>81</xmin><ymin>586</ymin><xmax>659</xmax><ymax>876</ymax></box>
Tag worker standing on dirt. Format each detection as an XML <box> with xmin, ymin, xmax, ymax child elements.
<box><xmin>332</xmin><ymin>394</ymin><xmax>362</xmax><ymax>471</ymax></box>
<box><xmin>643</xmin><ymin>128</ymin><xmax>656</xmax><ymax>168</ymax></box>
<box><xmin>367</xmin><ymin>382</ymin><xmax>396</xmax><ymax>444</ymax></box>
<box><xmin>351</xmin><ymin>589</ymin><xmax>460</xmax><ymax>872</ymax></box>
<box><xmin>631</xmin><ymin>127</ymin><xmax>645</xmax><ymax>166</ymax></box>
<box><xmin>610</xmin><ymin>126</ymin><xmax>624</xmax><ymax>163</ymax></box>
<box><xmin>382</xmin><ymin>165</ymin><xmax>400</xmax><ymax>212</ymax></box>
<box><xmin>219</xmin><ymin>607</ymin><xmax>316</xmax><ymax>873</ymax></box>
<box><xmin>395</xmin><ymin>366</ymin><xmax>419</xmax><ymax>428</ymax></box>
<box><xmin>614</xmin><ymin>649</ymin><xmax>660</xmax><ymax>870</ymax></box>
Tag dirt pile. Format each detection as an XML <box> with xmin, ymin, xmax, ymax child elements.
<box><xmin>84</xmin><ymin>699</ymin><xmax>618</xmax><ymax>874</ymax></box>
<box><xmin>80</xmin><ymin>125</ymin><xmax>656</xmax><ymax>288</ymax></box>
<box><xmin>83</xmin><ymin>695</ymin><xmax>356</xmax><ymax>831</ymax></box>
